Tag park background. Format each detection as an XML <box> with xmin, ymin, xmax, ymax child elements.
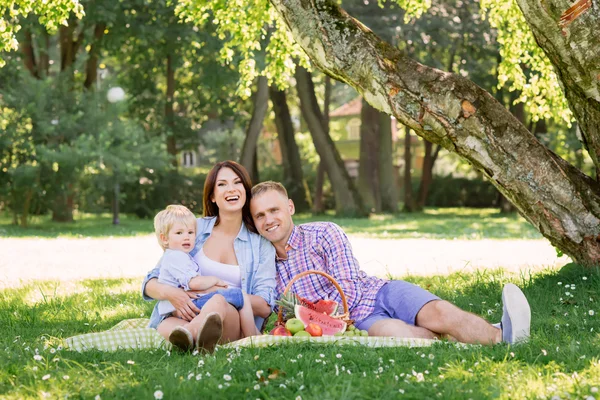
<box><xmin>1</xmin><ymin>0</ymin><xmax>599</xmax><ymax>399</ymax></box>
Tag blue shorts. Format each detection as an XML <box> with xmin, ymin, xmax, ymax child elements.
<box><xmin>193</xmin><ymin>288</ymin><xmax>244</xmax><ymax>310</ymax></box>
<box><xmin>355</xmin><ymin>280</ymin><xmax>440</xmax><ymax>331</ymax></box>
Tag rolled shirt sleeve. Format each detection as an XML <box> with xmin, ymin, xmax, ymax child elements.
<box><xmin>251</xmin><ymin>236</ymin><xmax>277</xmax><ymax>310</ymax></box>
<box><xmin>141</xmin><ymin>264</ymin><xmax>161</xmax><ymax>301</ymax></box>
<box><xmin>158</xmin><ymin>250</ymin><xmax>200</xmax><ymax>291</ymax></box>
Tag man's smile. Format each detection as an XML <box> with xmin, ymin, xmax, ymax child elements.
<box><xmin>266</xmin><ymin>224</ymin><xmax>279</xmax><ymax>232</ymax></box>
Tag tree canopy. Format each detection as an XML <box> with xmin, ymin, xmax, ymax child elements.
<box><xmin>2</xmin><ymin>0</ymin><xmax>599</xmax><ymax>265</ymax></box>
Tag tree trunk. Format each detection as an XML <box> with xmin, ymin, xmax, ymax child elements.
<box><xmin>38</xmin><ymin>30</ymin><xmax>50</xmax><ymax>79</ymax></box>
<box><xmin>417</xmin><ymin>140</ymin><xmax>441</xmax><ymax>210</ymax></box>
<box><xmin>19</xmin><ymin>189</ymin><xmax>33</xmax><ymax>227</ymax></box>
<box><xmin>270</xmin><ymin>86</ymin><xmax>310</xmax><ymax>212</ymax></box>
<box><xmin>313</xmin><ymin>76</ymin><xmax>332</xmax><ymax>214</ymax></box>
<box><xmin>84</xmin><ymin>23</ymin><xmax>106</xmax><ymax>90</ymax></box>
<box><xmin>240</xmin><ymin>76</ymin><xmax>269</xmax><ymax>182</ymax></box>
<box><xmin>52</xmin><ymin>190</ymin><xmax>74</xmax><ymax>223</ymax></box>
<box><xmin>415</xmin><ymin>47</ymin><xmax>458</xmax><ymax>211</ymax></box>
<box><xmin>313</xmin><ymin>161</ymin><xmax>326</xmax><ymax>214</ymax></box>
<box><xmin>270</xmin><ymin>0</ymin><xmax>600</xmax><ymax>264</ymax></box>
<box><xmin>403</xmin><ymin>127</ymin><xmax>416</xmax><ymax>212</ymax></box>
<box><xmin>379</xmin><ymin>112</ymin><xmax>398</xmax><ymax>212</ymax></box>
<box><xmin>21</xmin><ymin>29</ymin><xmax>39</xmax><ymax>79</ymax></box>
<box><xmin>59</xmin><ymin>23</ymin><xmax>77</xmax><ymax>73</ymax></box>
<box><xmin>294</xmin><ymin>65</ymin><xmax>366</xmax><ymax>216</ymax></box>
<box><xmin>358</xmin><ymin>99</ymin><xmax>381</xmax><ymax>212</ymax></box>
<box><xmin>515</xmin><ymin>0</ymin><xmax>600</xmax><ymax>171</ymax></box>
<box><xmin>165</xmin><ymin>54</ymin><xmax>177</xmax><ymax>168</ymax></box>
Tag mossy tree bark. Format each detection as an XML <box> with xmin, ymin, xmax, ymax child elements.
<box><xmin>515</xmin><ymin>0</ymin><xmax>600</xmax><ymax>170</ymax></box>
<box><xmin>270</xmin><ymin>0</ymin><xmax>600</xmax><ymax>265</ymax></box>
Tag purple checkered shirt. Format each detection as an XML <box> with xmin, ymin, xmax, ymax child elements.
<box><xmin>275</xmin><ymin>222</ymin><xmax>387</xmax><ymax>323</ymax></box>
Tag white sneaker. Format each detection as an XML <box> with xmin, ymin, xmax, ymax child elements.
<box><xmin>501</xmin><ymin>283</ymin><xmax>531</xmax><ymax>344</ymax></box>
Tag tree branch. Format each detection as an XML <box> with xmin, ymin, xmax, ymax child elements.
<box><xmin>270</xmin><ymin>0</ymin><xmax>600</xmax><ymax>263</ymax></box>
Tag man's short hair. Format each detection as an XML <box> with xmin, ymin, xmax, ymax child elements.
<box><xmin>153</xmin><ymin>204</ymin><xmax>197</xmax><ymax>251</ymax></box>
<box><xmin>251</xmin><ymin>181</ymin><xmax>288</xmax><ymax>199</ymax></box>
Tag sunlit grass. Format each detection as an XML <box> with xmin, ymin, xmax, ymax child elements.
<box><xmin>1</xmin><ymin>264</ymin><xmax>599</xmax><ymax>399</ymax></box>
<box><xmin>295</xmin><ymin>207</ymin><xmax>541</xmax><ymax>240</ymax></box>
<box><xmin>1</xmin><ymin>207</ymin><xmax>541</xmax><ymax>240</ymax></box>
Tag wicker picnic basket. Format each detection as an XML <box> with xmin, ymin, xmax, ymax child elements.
<box><xmin>276</xmin><ymin>270</ymin><xmax>354</xmax><ymax>327</ymax></box>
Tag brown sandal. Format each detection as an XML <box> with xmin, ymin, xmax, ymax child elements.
<box><xmin>168</xmin><ymin>326</ymin><xmax>193</xmax><ymax>352</ymax></box>
<box><xmin>195</xmin><ymin>312</ymin><xmax>223</xmax><ymax>354</ymax></box>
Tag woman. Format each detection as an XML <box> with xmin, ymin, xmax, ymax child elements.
<box><xmin>142</xmin><ymin>161</ymin><xmax>276</xmax><ymax>351</ymax></box>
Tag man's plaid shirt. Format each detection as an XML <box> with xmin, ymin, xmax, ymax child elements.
<box><xmin>275</xmin><ymin>222</ymin><xmax>387</xmax><ymax>323</ymax></box>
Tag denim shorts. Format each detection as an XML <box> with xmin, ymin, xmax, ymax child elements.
<box><xmin>193</xmin><ymin>288</ymin><xmax>244</xmax><ymax>310</ymax></box>
<box><xmin>355</xmin><ymin>280</ymin><xmax>440</xmax><ymax>331</ymax></box>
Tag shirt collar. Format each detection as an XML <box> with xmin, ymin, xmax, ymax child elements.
<box><xmin>275</xmin><ymin>225</ymin><xmax>300</xmax><ymax>262</ymax></box>
<box><xmin>287</xmin><ymin>225</ymin><xmax>302</xmax><ymax>250</ymax></box>
<box><xmin>236</xmin><ymin>222</ymin><xmax>250</xmax><ymax>242</ymax></box>
<box><xmin>198</xmin><ymin>216</ymin><xmax>249</xmax><ymax>242</ymax></box>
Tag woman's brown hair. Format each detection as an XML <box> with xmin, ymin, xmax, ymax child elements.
<box><xmin>203</xmin><ymin>160</ymin><xmax>257</xmax><ymax>233</ymax></box>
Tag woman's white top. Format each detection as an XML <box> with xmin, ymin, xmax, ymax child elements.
<box><xmin>197</xmin><ymin>248</ymin><xmax>242</xmax><ymax>289</ymax></box>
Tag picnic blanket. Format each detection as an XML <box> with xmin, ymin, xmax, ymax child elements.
<box><xmin>64</xmin><ymin>319</ymin><xmax>435</xmax><ymax>352</ymax></box>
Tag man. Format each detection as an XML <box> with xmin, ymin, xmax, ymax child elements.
<box><xmin>250</xmin><ymin>181</ymin><xmax>531</xmax><ymax>344</ymax></box>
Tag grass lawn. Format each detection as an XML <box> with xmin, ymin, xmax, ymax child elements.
<box><xmin>1</xmin><ymin>263</ymin><xmax>599</xmax><ymax>399</ymax></box>
<box><xmin>0</xmin><ymin>207</ymin><xmax>541</xmax><ymax>240</ymax></box>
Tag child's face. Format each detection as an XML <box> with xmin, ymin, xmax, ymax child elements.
<box><xmin>162</xmin><ymin>221</ymin><xmax>196</xmax><ymax>253</ymax></box>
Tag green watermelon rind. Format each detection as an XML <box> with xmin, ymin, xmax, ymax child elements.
<box><xmin>295</xmin><ymin>305</ymin><xmax>347</xmax><ymax>335</ymax></box>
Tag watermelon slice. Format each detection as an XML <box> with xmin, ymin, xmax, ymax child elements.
<box><xmin>313</xmin><ymin>299</ymin><xmax>338</xmax><ymax>315</ymax></box>
<box><xmin>297</xmin><ymin>297</ymin><xmax>339</xmax><ymax>316</ymax></box>
<box><xmin>295</xmin><ymin>305</ymin><xmax>347</xmax><ymax>336</ymax></box>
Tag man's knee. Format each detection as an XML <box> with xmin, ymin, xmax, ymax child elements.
<box><xmin>417</xmin><ymin>300</ymin><xmax>457</xmax><ymax>327</ymax></box>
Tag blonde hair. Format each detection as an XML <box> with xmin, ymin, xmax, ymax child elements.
<box><xmin>154</xmin><ymin>205</ymin><xmax>197</xmax><ymax>251</ymax></box>
<box><xmin>251</xmin><ymin>181</ymin><xmax>288</xmax><ymax>199</ymax></box>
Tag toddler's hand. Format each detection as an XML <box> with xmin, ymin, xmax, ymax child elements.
<box><xmin>215</xmin><ymin>279</ymin><xmax>228</xmax><ymax>288</ymax></box>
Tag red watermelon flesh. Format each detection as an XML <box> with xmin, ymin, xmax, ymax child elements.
<box><xmin>295</xmin><ymin>305</ymin><xmax>347</xmax><ymax>335</ymax></box>
<box><xmin>297</xmin><ymin>297</ymin><xmax>339</xmax><ymax>316</ymax></box>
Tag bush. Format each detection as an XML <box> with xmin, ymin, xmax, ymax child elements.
<box><xmin>119</xmin><ymin>170</ymin><xmax>207</xmax><ymax>218</ymax></box>
<box><xmin>422</xmin><ymin>175</ymin><xmax>499</xmax><ymax>208</ymax></box>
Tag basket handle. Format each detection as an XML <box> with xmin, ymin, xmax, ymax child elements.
<box><xmin>277</xmin><ymin>270</ymin><xmax>350</xmax><ymax>324</ymax></box>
